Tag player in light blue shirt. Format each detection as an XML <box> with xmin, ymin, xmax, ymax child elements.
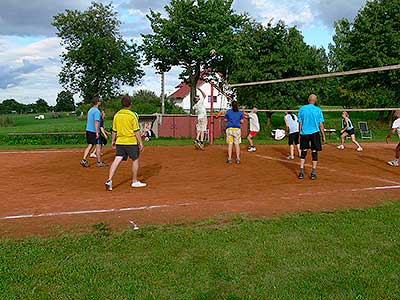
<box><xmin>297</xmin><ymin>94</ymin><xmax>326</xmax><ymax>180</ymax></box>
<box><xmin>80</xmin><ymin>96</ymin><xmax>108</xmax><ymax>168</ymax></box>
<box><xmin>86</xmin><ymin>107</ymin><xmax>101</xmax><ymax>132</ymax></box>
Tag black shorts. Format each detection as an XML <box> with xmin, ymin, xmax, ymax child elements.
<box><xmin>288</xmin><ymin>132</ymin><xmax>300</xmax><ymax>145</ymax></box>
<box><xmin>345</xmin><ymin>128</ymin><xmax>355</xmax><ymax>136</ymax></box>
<box><xmin>116</xmin><ymin>145</ymin><xmax>140</xmax><ymax>161</ymax></box>
<box><xmin>86</xmin><ymin>131</ymin><xmax>101</xmax><ymax>145</ymax></box>
<box><xmin>300</xmin><ymin>132</ymin><xmax>322</xmax><ymax>151</ymax></box>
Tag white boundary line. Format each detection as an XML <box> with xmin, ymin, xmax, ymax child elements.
<box><xmin>0</xmin><ymin>150</ymin><xmax>81</xmax><ymax>155</ymax></box>
<box><xmin>0</xmin><ymin>203</ymin><xmax>194</xmax><ymax>221</ymax></box>
<box><xmin>1</xmin><ymin>184</ymin><xmax>400</xmax><ymax>221</ymax></box>
<box><xmin>297</xmin><ymin>185</ymin><xmax>400</xmax><ymax>196</ymax></box>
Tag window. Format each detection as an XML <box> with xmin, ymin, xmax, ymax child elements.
<box><xmin>208</xmin><ymin>96</ymin><xmax>217</xmax><ymax>103</ymax></box>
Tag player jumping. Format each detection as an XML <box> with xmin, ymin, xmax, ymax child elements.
<box><xmin>193</xmin><ymin>95</ymin><xmax>207</xmax><ymax>150</ymax></box>
<box><xmin>243</xmin><ymin>107</ymin><xmax>260</xmax><ymax>152</ymax></box>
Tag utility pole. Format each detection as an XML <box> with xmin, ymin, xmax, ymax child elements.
<box><xmin>161</xmin><ymin>72</ymin><xmax>165</xmax><ymax>115</ymax></box>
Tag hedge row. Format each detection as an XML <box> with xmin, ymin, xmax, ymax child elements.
<box><xmin>0</xmin><ymin>134</ymin><xmax>86</xmax><ymax>145</ymax></box>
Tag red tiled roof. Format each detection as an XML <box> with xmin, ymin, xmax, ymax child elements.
<box><xmin>169</xmin><ymin>69</ymin><xmax>224</xmax><ymax>99</ymax></box>
<box><xmin>169</xmin><ymin>81</ymin><xmax>204</xmax><ymax>99</ymax></box>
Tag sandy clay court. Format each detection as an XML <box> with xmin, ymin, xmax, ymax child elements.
<box><xmin>0</xmin><ymin>143</ymin><xmax>399</xmax><ymax>237</ymax></box>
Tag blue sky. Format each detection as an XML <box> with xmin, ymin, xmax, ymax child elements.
<box><xmin>0</xmin><ymin>0</ymin><xmax>367</xmax><ymax>105</ymax></box>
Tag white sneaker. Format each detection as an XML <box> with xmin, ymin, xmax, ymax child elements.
<box><xmin>357</xmin><ymin>147</ymin><xmax>363</xmax><ymax>152</ymax></box>
<box><xmin>105</xmin><ymin>180</ymin><xmax>112</xmax><ymax>191</ymax></box>
<box><xmin>90</xmin><ymin>153</ymin><xmax>97</xmax><ymax>158</ymax></box>
<box><xmin>131</xmin><ymin>181</ymin><xmax>147</xmax><ymax>188</ymax></box>
<box><xmin>337</xmin><ymin>145</ymin><xmax>344</xmax><ymax>150</ymax></box>
<box><xmin>387</xmin><ymin>160</ymin><xmax>399</xmax><ymax>167</ymax></box>
<box><xmin>287</xmin><ymin>155</ymin><xmax>295</xmax><ymax>160</ymax></box>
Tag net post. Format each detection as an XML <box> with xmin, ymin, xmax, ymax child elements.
<box><xmin>210</xmin><ymin>82</ymin><xmax>214</xmax><ymax>145</ymax></box>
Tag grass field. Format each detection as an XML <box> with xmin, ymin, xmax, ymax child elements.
<box><xmin>1</xmin><ymin>202</ymin><xmax>399</xmax><ymax>299</ymax></box>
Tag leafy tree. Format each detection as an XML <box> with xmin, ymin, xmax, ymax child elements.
<box><xmin>35</xmin><ymin>98</ymin><xmax>50</xmax><ymax>113</ymax></box>
<box><xmin>55</xmin><ymin>91</ymin><xmax>76</xmax><ymax>112</ymax></box>
<box><xmin>53</xmin><ymin>2</ymin><xmax>144</xmax><ymax>103</ymax></box>
<box><xmin>142</xmin><ymin>0</ymin><xmax>245</xmax><ymax>113</ymax></box>
<box><xmin>229</xmin><ymin>21</ymin><xmax>328</xmax><ymax>125</ymax></box>
<box><xmin>329</xmin><ymin>0</ymin><xmax>400</xmax><ymax>108</ymax></box>
<box><xmin>0</xmin><ymin>99</ymin><xmax>25</xmax><ymax>114</ymax></box>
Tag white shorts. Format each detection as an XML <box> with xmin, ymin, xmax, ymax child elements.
<box><xmin>196</xmin><ymin>117</ymin><xmax>208</xmax><ymax>132</ymax></box>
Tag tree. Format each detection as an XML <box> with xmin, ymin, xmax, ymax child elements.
<box><xmin>55</xmin><ymin>91</ymin><xmax>76</xmax><ymax>112</ymax></box>
<box><xmin>329</xmin><ymin>0</ymin><xmax>400</xmax><ymax>108</ymax></box>
<box><xmin>0</xmin><ymin>99</ymin><xmax>25</xmax><ymax>114</ymax></box>
<box><xmin>229</xmin><ymin>21</ymin><xmax>328</xmax><ymax>126</ymax></box>
<box><xmin>53</xmin><ymin>2</ymin><xmax>144</xmax><ymax>103</ymax></box>
<box><xmin>35</xmin><ymin>98</ymin><xmax>50</xmax><ymax>113</ymax></box>
<box><xmin>142</xmin><ymin>0</ymin><xmax>245</xmax><ymax>113</ymax></box>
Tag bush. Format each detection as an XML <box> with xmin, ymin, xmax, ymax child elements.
<box><xmin>0</xmin><ymin>116</ymin><xmax>16</xmax><ymax>127</ymax></box>
<box><xmin>0</xmin><ymin>134</ymin><xmax>86</xmax><ymax>145</ymax></box>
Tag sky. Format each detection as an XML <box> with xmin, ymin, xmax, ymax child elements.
<box><xmin>0</xmin><ymin>0</ymin><xmax>367</xmax><ymax>105</ymax></box>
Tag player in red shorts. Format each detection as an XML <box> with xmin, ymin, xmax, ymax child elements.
<box><xmin>243</xmin><ymin>107</ymin><xmax>260</xmax><ymax>152</ymax></box>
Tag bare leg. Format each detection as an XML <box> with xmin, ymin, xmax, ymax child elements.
<box><xmin>247</xmin><ymin>134</ymin><xmax>253</xmax><ymax>147</ymax></box>
<box><xmin>200</xmin><ymin>131</ymin><xmax>205</xmax><ymax>142</ymax></box>
<box><xmin>83</xmin><ymin>144</ymin><xmax>94</xmax><ymax>160</ymax></box>
<box><xmin>196</xmin><ymin>130</ymin><xmax>201</xmax><ymax>140</ymax></box>
<box><xmin>312</xmin><ymin>160</ymin><xmax>318</xmax><ymax>169</ymax></box>
<box><xmin>396</xmin><ymin>143</ymin><xmax>400</xmax><ymax>160</ymax></box>
<box><xmin>300</xmin><ymin>150</ymin><xmax>307</xmax><ymax>169</ymax></box>
<box><xmin>351</xmin><ymin>135</ymin><xmax>362</xmax><ymax>149</ymax></box>
<box><xmin>132</xmin><ymin>159</ymin><xmax>139</xmax><ymax>183</ymax></box>
<box><xmin>96</xmin><ymin>144</ymin><xmax>102</xmax><ymax>162</ymax></box>
<box><xmin>228</xmin><ymin>144</ymin><xmax>233</xmax><ymax>160</ymax></box>
<box><xmin>108</xmin><ymin>156</ymin><xmax>123</xmax><ymax>181</ymax></box>
<box><xmin>296</xmin><ymin>144</ymin><xmax>301</xmax><ymax>157</ymax></box>
<box><xmin>289</xmin><ymin>145</ymin><xmax>294</xmax><ymax>157</ymax></box>
<box><xmin>340</xmin><ymin>132</ymin><xmax>346</xmax><ymax>146</ymax></box>
<box><xmin>235</xmin><ymin>143</ymin><xmax>240</xmax><ymax>160</ymax></box>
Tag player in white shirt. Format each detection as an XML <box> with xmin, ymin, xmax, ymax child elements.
<box><xmin>386</xmin><ymin>110</ymin><xmax>400</xmax><ymax>167</ymax></box>
<box><xmin>193</xmin><ymin>95</ymin><xmax>207</xmax><ymax>150</ymax></box>
<box><xmin>243</xmin><ymin>107</ymin><xmax>260</xmax><ymax>152</ymax></box>
<box><xmin>284</xmin><ymin>111</ymin><xmax>300</xmax><ymax>160</ymax></box>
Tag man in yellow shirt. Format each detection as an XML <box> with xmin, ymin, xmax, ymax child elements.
<box><xmin>105</xmin><ymin>96</ymin><xmax>146</xmax><ymax>191</ymax></box>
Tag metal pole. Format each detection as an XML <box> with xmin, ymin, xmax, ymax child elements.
<box><xmin>161</xmin><ymin>72</ymin><xmax>165</xmax><ymax>115</ymax></box>
<box><xmin>210</xmin><ymin>81</ymin><xmax>214</xmax><ymax>145</ymax></box>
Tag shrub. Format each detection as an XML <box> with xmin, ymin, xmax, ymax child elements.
<box><xmin>0</xmin><ymin>116</ymin><xmax>16</xmax><ymax>127</ymax></box>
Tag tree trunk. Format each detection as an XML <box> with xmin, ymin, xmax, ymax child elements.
<box><xmin>189</xmin><ymin>65</ymin><xmax>201</xmax><ymax>115</ymax></box>
<box><xmin>266</xmin><ymin>112</ymin><xmax>273</xmax><ymax>129</ymax></box>
<box><xmin>378</xmin><ymin>111</ymin><xmax>385</xmax><ymax>121</ymax></box>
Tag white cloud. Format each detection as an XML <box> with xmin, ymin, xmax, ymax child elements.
<box><xmin>0</xmin><ymin>37</ymin><xmax>63</xmax><ymax>104</ymax></box>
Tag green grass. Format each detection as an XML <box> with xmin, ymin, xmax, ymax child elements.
<box><xmin>0</xmin><ymin>113</ymin><xmax>87</xmax><ymax>135</ymax></box>
<box><xmin>1</xmin><ymin>202</ymin><xmax>400</xmax><ymax>299</ymax></box>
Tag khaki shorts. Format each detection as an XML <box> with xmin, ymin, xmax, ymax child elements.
<box><xmin>196</xmin><ymin>117</ymin><xmax>208</xmax><ymax>132</ymax></box>
<box><xmin>226</xmin><ymin>128</ymin><xmax>241</xmax><ymax>145</ymax></box>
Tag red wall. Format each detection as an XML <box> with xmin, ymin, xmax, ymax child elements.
<box><xmin>158</xmin><ymin>115</ymin><xmax>248</xmax><ymax>138</ymax></box>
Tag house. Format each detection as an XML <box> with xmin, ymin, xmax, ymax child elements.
<box><xmin>169</xmin><ymin>71</ymin><xmax>231</xmax><ymax>112</ymax></box>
